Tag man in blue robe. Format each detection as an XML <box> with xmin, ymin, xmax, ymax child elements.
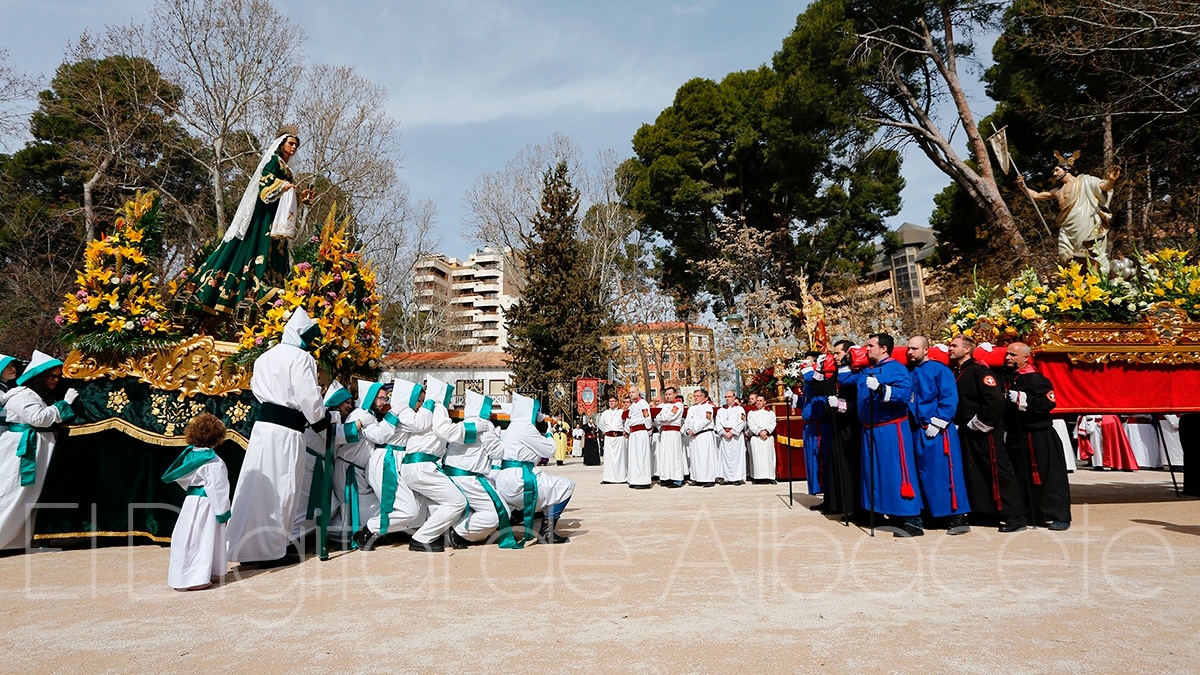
<box><xmin>800</xmin><ymin>352</ymin><xmax>830</xmax><ymax>500</ymax></box>
<box><xmin>907</xmin><ymin>336</ymin><xmax>971</xmax><ymax>535</ymax></box>
<box><xmin>847</xmin><ymin>333</ymin><xmax>922</xmax><ymax>536</ymax></box>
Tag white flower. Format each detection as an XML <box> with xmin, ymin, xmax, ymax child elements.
<box><xmin>76</xmin><ymin>303</ymin><xmax>88</xmax><ymax>312</ymax></box>
<box><xmin>342</xmin><ymin>318</ymin><xmax>350</xmax><ymax>326</ymax></box>
<box><xmin>150</xmin><ymin>311</ymin><xmax>160</xmax><ymax>319</ymax></box>
<box><xmin>342</xmin><ymin>339</ymin><xmax>350</xmax><ymax>348</ymax></box>
<box><xmin>358</xmin><ymin>321</ymin><xmax>367</xmax><ymax>329</ymax></box>
<box><xmin>123</xmin><ymin>321</ymin><xmax>135</xmax><ymax>330</ymax></box>
<box><xmin>109</xmin><ymin>301</ymin><xmax>120</xmax><ymax>310</ymax></box>
<box><xmin>1127</xmin><ymin>303</ymin><xmax>1136</xmax><ymax>311</ymax></box>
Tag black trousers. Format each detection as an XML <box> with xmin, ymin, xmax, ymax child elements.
<box><xmin>822</xmin><ymin>423</ymin><xmax>860</xmax><ymax>515</ymax></box>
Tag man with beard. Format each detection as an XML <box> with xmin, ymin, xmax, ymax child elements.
<box><xmin>948</xmin><ymin>335</ymin><xmax>1025</xmax><ymax>532</ymax></box>
<box><xmin>0</xmin><ymin>351</ymin><xmax>78</xmax><ymax>550</ymax></box>
<box><xmin>1003</xmin><ymin>342</ymin><xmax>1071</xmax><ymax>530</ymax></box>
<box><xmin>907</xmin><ymin>336</ymin><xmax>971</xmax><ymax>535</ymax></box>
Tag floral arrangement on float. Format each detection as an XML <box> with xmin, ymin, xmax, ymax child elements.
<box><xmin>56</xmin><ymin>191</ymin><xmax>178</xmax><ymax>357</ymax></box>
<box><xmin>944</xmin><ymin>248</ymin><xmax>1192</xmax><ymax>347</ymax></box>
<box><xmin>229</xmin><ymin>205</ymin><xmax>383</xmax><ymax>381</ymax></box>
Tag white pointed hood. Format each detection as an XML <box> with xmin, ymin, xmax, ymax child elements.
<box><xmin>282</xmin><ymin>308</ymin><xmax>319</xmax><ymax>348</ymax></box>
<box><xmin>464</xmin><ymin>390</ymin><xmax>494</xmax><ymax>421</ymax></box>
<box><xmin>390</xmin><ymin>378</ymin><xmax>423</xmax><ymax>411</ymax></box>
<box><xmin>509</xmin><ymin>392</ymin><xmax>542</xmax><ymax>425</ymax></box>
<box><xmin>18</xmin><ymin>350</ymin><xmax>63</xmax><ymax>386</ymax></box>
<box><xmin>357</xmin><ymin>378</ymin><xmax>384</xmax><ymax>411</ymax></box>
<box><xmin>423</xmin><ymin>375</ymin><xmax>453</xmax><ymax>411</ymax></box>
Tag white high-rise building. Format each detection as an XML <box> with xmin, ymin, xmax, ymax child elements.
<box><xmin>414</xmin><ymin>247</ymin><xmax>522</xmax><ymax>351</ymax></box>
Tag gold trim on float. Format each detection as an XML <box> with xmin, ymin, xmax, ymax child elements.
<box><xmin>62</xmin><ymin>335</ymin><xmax>252</xmax><ymax>399</ymax></box>
<box><xmin>1032</xmin><ymin>304</ymin><xmax>1200</xmax><ymax>364</ymax></box>
<box><xmin>775</xmin><ymin>435</ymin><xmax>804</xmax><ymax>448</ymax></box>
<box><xmin>67</xmin><ymin>418</ymin><xmax>248</xmax><ymax>449</ymax></box>
<box><xmin>33</xmin><ymin>530</ymin><xmax>172</xmax><ymax>544</ymax></box>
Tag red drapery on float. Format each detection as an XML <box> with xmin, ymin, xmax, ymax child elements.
<box><xmin>1035</xmin><ymin>353</ymin><xmax>1200</xmax><ymax>414</ymax></box>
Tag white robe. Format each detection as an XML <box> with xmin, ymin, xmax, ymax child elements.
<box><xmin>599</xmin><ymin>408</ymin><xmax>627</xmax><ymax>483</ymax></box>
<box><xmin>654</xmin><ymin>401</ymin><xmax>686</xmax><ymax>483</ymax></box>
<box><xmin>1052</xmin><ymin>418</ymin><xmax>1075</xmax><ymax>473</ymax></box>
<box><xmin>746</xmin><ymin>408</ymin><xmax>778</xmax><ymax>480</ymax></box>
<box><xmin>396</xmin><ymin>404</ymin><xmax>467</xmax><ymax>545</ymax></box>
<box><xmin>497</xmin><ymin>421</ymin><xmax>575</xmax><ymax>511</ymax></box>
<box><xmin>1159</xmin><ymin>415</ymin><xmax>1185</xmax><ymax>467</ymax></box>
<box><xmin>717</xmin><ymin>405</ymin><xmax>748</xmax><ymax>482</ymax></box>
<box><xmin>1078</xmin><ymin>415</ymin><xmax>1104</xmax><ymax>468</ymax></box>
<box><xmin>445</xmin><ymin>419</ymin><xmax>504</xmax><ymax>542</ymax></box>
<box><xmin>0</xmin><ymin>388</ymin><xmax>69</xmax><ymax>550</ymax></box>
<box><xmin>333</xmin><ymin>409</ymin><xmax>380</xmax><ymax>535</ymax></box>
<box><xmin>366</xmin><ymin>407</ymin><xmax>427</xmax><ymax>535</ymax></box>
<box><xmin>684</xmin><ymin>402</ymin><xmax>719</xmax><ymax>483</ymax></box>
<box><xmin>571</xmin><ymin>428</ymin><xmax>584</xmax><ymax>457</ymax></box>
<box><xmin>1124</xmin><ymin>415</ymin><xmax>1163</xmax><ymax>468</ymax></box>
<box><xmin>168</xmin><ymin>456</ymin><xmax>230</xmax><ymax>589</ymax></box>
<box><xmin>625</xmin><ymin>398</ymin><xmax>654</xmax><ymax>486</ymax></box>
<box><xmin>225</xmin><ymin>342</ymin><xmax>325</xmax><ymax>562</ymax></box>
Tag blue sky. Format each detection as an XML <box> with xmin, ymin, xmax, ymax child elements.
<box><xmin>1</xmin><ymin>0</ymin><xmax>996</xmax><ymax>258</ymax></box>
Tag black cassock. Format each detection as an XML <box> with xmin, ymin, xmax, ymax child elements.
<box><xmin>1003</xmin><ymin>368</ymin><xmax>1072</xmax><ymax>523</ymax></box>
<box><xmin>582</xmin><ymin>424</ymin><xmax>602</xmax><ymax>466</ymax></box>
<box><xmin>953</xmin><ymin>359</ymin><xmax>1022</xmax><ymax>517</ymax></box>
<box><xmin>822</xmin><ymin>370</ymin><xmax>861</xmax><ymax>516</ymax></box>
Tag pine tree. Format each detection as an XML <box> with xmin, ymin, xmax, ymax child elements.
<box><xmin>506</xmin><ymin>162</ymin><xmax>609</xmax><ymax>392</ymax></box>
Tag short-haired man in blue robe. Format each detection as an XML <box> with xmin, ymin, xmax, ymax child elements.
<box><xmin>847</xmin><ymin>333</ymin><xmax>923</xmax><ymax>536</ymax></box>
<box><xmin>906</xmin><ymin>336</ymin><xmax>971</xmax><ymax>535</ymax></box>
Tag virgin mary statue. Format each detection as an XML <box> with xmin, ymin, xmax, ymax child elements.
<box><xmin>191</xmin><ymin>125</ymin><xmax>312</xmax><ymax>314</ymax></box>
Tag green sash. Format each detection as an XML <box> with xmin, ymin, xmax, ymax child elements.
<box><xmin>442</xmin><ymin>464</ymin><xmax>520</xmax><ymax>549</ymax></box>
<box><xmin>344</xmin><ymin>462</ymin><xmax>361</xmax><ymax>547</ymax></box>
<box><xmin>401</xmin><ymin>452</ymin><xmax>471</xmax><ymax>522</ymax></box>
<box><xmin>186</xmin><ymin>485</ymin><xmax>207</xmax><ymax>498</ymax></box>
<box><xmin>500</xmin><ymin>459</ymin><xmax>538</xmax><ymax>545</ymax></box>
<box><xmin>8</xmin><ymin>423</ymin><xmax>38</xmax><ymax>487</ymax></box>
<box><xmin>378</xmin><ymin>445</ymin><xmax>404</xmax><ymax>535</ymax></box>
<box><xmin>304</xmin><ymin>447</ymin><xmax>326</xmax><ymax>521</ymax></box>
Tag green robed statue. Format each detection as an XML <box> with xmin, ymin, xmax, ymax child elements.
<box><xmin>191</xmin><ymin>125</ymin><xmax>313</xmax><ymax>314</ymax></box>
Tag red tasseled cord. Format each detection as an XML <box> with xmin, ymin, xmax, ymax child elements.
<box><xmin>896</xmin><ymin>423</ymin><xmax>915</xmax><ymax>499</ymax></box>
<box><xmin>943</xmin><ymin>432</ymin><xmax>958</xmax><ymax>511</ymax></box>
<box><xmin>987</xmin><ymin>435</ymin><xmax>1001</xmax><ymax>509</ymax></box>
<box><xmin>1027</xmin><ymin>435</ymin><xmax>1042</xmax><ymax>486</ymax></box>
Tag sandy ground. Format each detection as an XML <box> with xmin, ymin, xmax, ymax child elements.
<box><xmin>1</xmin><ymin>461</ymin><xmax>1197</xmax><ymax>673</ymax></box>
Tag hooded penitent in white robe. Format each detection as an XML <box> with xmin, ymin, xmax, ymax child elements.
<box><xmin>395</xmin><ymin>376</ymin><xmax>468</xmax><ymax>546</ymax></box>
<box><xmin>225</xmin><ymin>309</ymin><xmax>325</xmax><ymax>562</ymax></box>
<box><xmin>497</xmin><ymin>394</ymin><xmax>575</xmax><ymax>515</ymax></box>
<box><xmin>163</xmin><ymin>446</ymin><xmax>231</xmax><ymax>589</ymax></box>
<box><xmin>0</xmin><ymin>368</ymin><xmax>75</xmax><ymax>550</ymax></box>
<box><xmin>746</xmin><ymin>407</ymin><xmax>778</xmax><ymax>481</ymax></box>
<box><xmin>444</xmin><ymin>391</ymin><xmax>507</xmax><ymax>543</ymax></box>
<box><xmin>365</xmin><ymin>379</ymin><xmax>429</xmax><ymax>536</ymax></box>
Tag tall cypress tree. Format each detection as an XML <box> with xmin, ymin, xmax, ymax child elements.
<box><xmin>505</xmin><ymin>162</ymin><xmax>609</xmax><ymax>392</ymax></box>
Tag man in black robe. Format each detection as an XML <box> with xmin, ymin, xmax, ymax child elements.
<box><xmin>1002</xmin><ymin>342</ymin><xmax>1071</xmax><ymax>530</ymax></box>
<box><xmin>948</xmin><ymin>335</ymin><xmax>1025</xmax><ymax>532</ymax></box>
<box><xmin>821</xmin><ymin>340</ymin><xmax>861</xmax><ymax>517</ymax></box>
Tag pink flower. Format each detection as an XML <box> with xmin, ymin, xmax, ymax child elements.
<box><xmin>297</xmin><ymin>262</ymin><xmax>312</xmax><ymax>272</ymax></box>
<box><xmin>254</xmin><ymin>337</ymin><xmax>263</xmax><ymax>346</ymax></box>
<box><xmin>76</xmin><ymin>290</ymin><xmax>88</xmax><ymax>299</ymax></box>
<box><xmin>274</xmin><ymin>299</ymin><xmax>285</xmax><ymax>307</ymax></box>
<box><xmin>298</xmin><ymin>290</ymin><xmax>307</xmax><ymax>296</ymax></box>
<box><xmin>54</xmin><ymin>315</ymin><xmax>65</xmax><ymax>325</ymax></box>
<box><xmin>310</xmin><ymin>236</ymin><xmax>320</xmax><ymax>243</ymax></box>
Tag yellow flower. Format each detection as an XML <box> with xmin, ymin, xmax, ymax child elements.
<box><xmin>1085</xmin><ymin>286</ymin><xmax>1104</xmax><ymax>303</ymax></box>
<box><xmin>1021</xmin><ymin>307</ymin><xmax>1037</xmax><ymax>320</ymax></box>
<box><xmin>1010</xmin><ymin>305</ymin><xmax>1021</xmax><ymax>314</ymax></box>
<box><xmin>107</xmin><ymin>317</ymin><xmax>126</xmax><ymax>333</ymax></box>
<box><xmin>124</xmin><ymin>228</ymin><xmax>144</xmax><ymax>243</ymax></box>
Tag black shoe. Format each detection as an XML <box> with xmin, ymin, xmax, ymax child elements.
<box><xmin>947</xmin><ymin>515</ymin><xmax>971</xmax><ymax>536</ymax></box>
<box><xmin>254</xmin><ymin>552</ymin><xmax>302</xmax><ymax>568</ymax></box>
<box><xmin>446</xmin><ymin>529</ymin><xmax>471</xmax><ymax>550</ymax></box>
<box><xmin>352</xmin><ymin>526</ymin><xmax>378</xmax><ymax>551</ymax></box>
<box><xmin>538</xmin><ymin>517</ymin><xmax>570</xmax><ymax>545</ymax></box>
<box><xmin>998</xmin><ymin>517</ymin><xmax>1028</xmax><ymax>533</ymax></box>
<box><xmin>808</xmin><ymin>502</ymin><xmax>825</xmax><ymax>511</ymax></box>
<box><xmin>629</xmin><ymin>484</ymin><xmax>652</xmax><ymax>490</ymax></box>
<box><xmin>894</xmin><ymin>523</ymin><xmax>925</xmax><ymax>538</ymax></box>
<box><xmin>1048</xmin><ymin>520</ymin><xmax>1071</xmax><ymax>531</ymax></box>
<box><xmin>409</xmin><ymin>539</ymin><xmax>445</xmax><ymax>553</ymax></box>
<box><xmin>664</xmin><ymin>481</ymin><xmax>683</xmax><ymax>488</ymax></box>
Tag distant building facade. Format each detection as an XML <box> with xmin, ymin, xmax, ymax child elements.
<box><xmin>602</xmin><ymin>322</ymin><xmax>719</xmax><ymax>400</ymax></box>
<box><xmin>414</xmin><ymin>247</ymin><xmax>522</xmax><ymax>352</ymax></box>
<box><xmin>867</xmin><ymin>222</ymin><xmax>939</xmax><ymax>309</ymax></box>
<box><xmin>383</xmin><ymin>351</ymin><xmax>514</xmax><ymax>406</ymax></box>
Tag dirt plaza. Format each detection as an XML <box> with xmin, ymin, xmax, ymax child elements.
<box><xmin>1</xmin><ymin>462</ymin><xmax>1196</xmax><ymax>673</ymax></box>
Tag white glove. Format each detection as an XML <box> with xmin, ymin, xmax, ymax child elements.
<box><xmin>827</xmin><ymin>395</ymin><xmax>840</xmax><ymax>408</ymax></box>
<box><xmin>1008</xmin><ymin>390</ymin><xmax>1020</xmax><ymax>403</ymax></box>
<box><xmin>865</xmin><ymin>376</ymin><xmax>880</xmax><ymax>391</ymax></box>
<box><xmin>813</xmin><ymin>372</ymin><xmax>824</xmax><ymax>381</ymax></box>
<box><xmin>924</xmin><ymin>425</ymin><xmax>940</xmax><ymax>438</ymax></box>
<box><xmin>966</xmin><ymin>415</ymin><xmax>993</xmax><ymax>433</ymax></box>
<box><xmin>816</xmin><ymin>354</ymin><xmax>826</xmax><ymax>368</ymax></box>
<box><xmin>64</xmin><ymin>388</ymin><xmax>79</xmax><ymax>404</ymax></box>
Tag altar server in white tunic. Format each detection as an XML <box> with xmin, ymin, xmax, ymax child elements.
<box><xmin>684</xmin><ymin>388</ymin><xmax>719</xmax><ymax>487</ymax></box>
<box><xmin>0</xmin><ymin>351</ymin><xmax>77</xmax><ymax>550</ymax></box>
<box><xmin>396</xmin><ymin>376</ymin><xmax>468</xmax><ymax>553</ymax></box>
<box><xmin>226</xmin><ymin>309</ymin><xmax>326</xmax><ymax>565</ymax></box>
<box><xmin>498</xmin><ymin>393</ymin><xmax>575</xmax><ymax>544</ymax></box>
<box><xmin>625</xmin><ymin>386</ymin><xmax>654</xmax><ymax>489</ymax></box>
<box><xmin>444</xmin><ymin>391</ymin><xmax>508</xmax><ymax>547</ymax></box>
<box><xmin>162</xmin><ymin>413</ymin><xmax>231</xmax><ymax>590</ymax></box>
<box><xmin>654</xmin><ymin>386</ymin><xmax>687</xmax><ymax>488</ymax></box>
<box><xmin>747</xmin><ymin>394</ymin><xmax>778</xmax><ymax>483</ymax></box>
<box><xmin>1159</xmin><ymin>414</ymin><xmax>1185</xmax><ymax>467</ymax></box>
<box><xmin>717</xmin><ymin>390</ymin><xmax>748</xmax><ymax>484</ymax></box>
<box><xmin>357</xmin><ymin>378</ymin><xmax>428</xmax><ymax>549</ymax></box>
<box><xmin>599</xmin><ymin>395</ymin><xmax>628</xmax><ymax>484</ymax></box>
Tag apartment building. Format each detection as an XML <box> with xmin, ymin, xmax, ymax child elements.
<box><xmin>602</xmin><ymin>322</ymin><xmax>719</xmax><ymax>400</ymax></box>
<box><xmin>414</xmin><ymin>247</ymin><xmax>522</xmax><ymax>352</ymax></box>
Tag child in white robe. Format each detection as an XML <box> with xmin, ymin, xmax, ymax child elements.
<box><xmin>163</xmin><ymin>413</ymin><xmax>231</xmax><ymax>590</ymax></box>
